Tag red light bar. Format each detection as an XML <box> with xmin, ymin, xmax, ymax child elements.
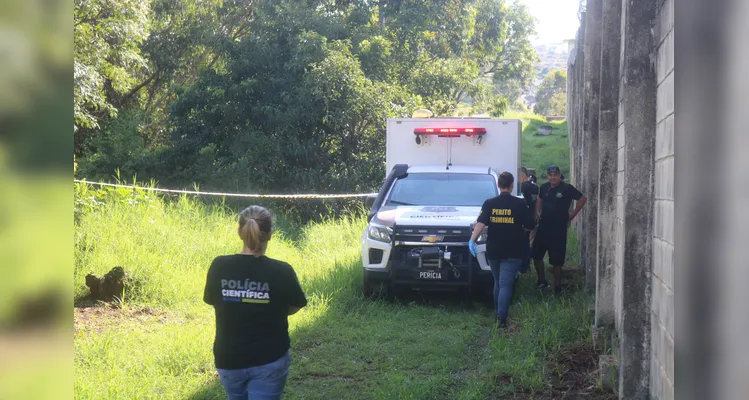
<box><xmin>414</xmin><ymin>127</ymin><xmax>487</xmax><ymax>137</ymax></box>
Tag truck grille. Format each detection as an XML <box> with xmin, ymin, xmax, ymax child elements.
<box><xmin>392</xmin><ymin>226</ymin><xmax>472</xmax><ymax>244</ymax></box>
<box><xmin>389</xmin><ymin>226</ymin><xmax>475</xmax><ymax>284</ymax></box>
<box><xmin>390</xmin><ymin>245</ymin><xmax>472</xmax><ymax>267</ymax></box>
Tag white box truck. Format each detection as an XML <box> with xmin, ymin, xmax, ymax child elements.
<box><xmin>361</xmin><ymin>115</ymin><xmax>523</xmax><ymax>296</ymax></box>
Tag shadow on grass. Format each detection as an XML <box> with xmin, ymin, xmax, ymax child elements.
<box><xmin>189</xmin><ymin>381</ymin><xmax>224</xmax><ymax>400</ymax></box>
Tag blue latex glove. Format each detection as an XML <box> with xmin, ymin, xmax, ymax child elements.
<box><xmin>468</xmin><ymin>239</ymin><xmax>478</xmax><ymax>257</ymax></box>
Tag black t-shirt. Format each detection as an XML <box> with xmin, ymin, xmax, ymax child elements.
<box><xmin>538</xmin><ymin>182</ymin><xmax>583</xmax><ymax>224</ymax></box>
<box><xmin>520</xmin><ymin>181</ymin><xmax>539</xmax><ymax>211</ymax></box>
<box><xmin>477</xmin><ymin>192</ymin><xmax>535</xmax><ymax>260</ymax></box>
<box><xmin>203</xmin><ymin>254</ymin><xmax>307</xmax><ymax>370</ymax></box>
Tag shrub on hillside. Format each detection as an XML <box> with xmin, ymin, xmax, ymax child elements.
<box><xmin>534</xmin><ymin>70</ymin><xmax>567</xmax><ymax>116</ymax></box>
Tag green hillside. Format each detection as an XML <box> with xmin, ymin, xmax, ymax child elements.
<box><xmin>506</xmin><ymin>112</ymin><xmax>571</xmax><ymax>180</ymax></box>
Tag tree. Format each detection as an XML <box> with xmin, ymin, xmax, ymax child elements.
<box><xmin>162</xmin><ymin>3</ymin><xmax>423</xmax><ymax>193</ymax></box>
<box><xmin>491</xmin><ymin>0</ymin><xmax>538</xmax><ymax>104</ymax></box>
<box><xmin>74</xmin><ymin>0</ymin><xmax>238</xmax><ymax>155</ymax></box>
<box><xmin>74</xmin><ymin>0</ymin><xmax>150</xmax><ymax>130</ymax></box>
<box><xmin>489</xmin><ymin>96</ymin><xmax>509</xmax><ymax>118</ymax></box>
<box><xmin>371</xmin><ymin>0</ymin><xmax>513</xmax><ymax>112</ymax></box>
<box><xmin>76</xmin><ymin>0</ymin><xmax>540</xmax><ymax>197</ymax></box>
<box><xmin>548</xmin><ymin>92</ymin><xmax>566</xmax><ymax>116</ymax></box>
<box><xmin>534</xmin><ymin>69</ymin><xmax>567</xmax><ymax>115</ymax></box>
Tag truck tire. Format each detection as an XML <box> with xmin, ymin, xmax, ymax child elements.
<box><xmin>363</xmin><ymin>270</ymin><xmax>387</xmax><ymax>298</ymax></box>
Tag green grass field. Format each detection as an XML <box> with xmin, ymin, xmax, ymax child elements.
<box><xmin>505</xmin><ymin>112</ymin><xmax>571</xmax><ymax>179</ymax></box>
<box><xmin>73</xmin><ymin>116</ymin><xmax>608</xmax><ymax>399</ymax></box>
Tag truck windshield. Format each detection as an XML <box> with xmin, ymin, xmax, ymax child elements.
<box><xmin>386</xmin><ymin>173</ymin><xmax>498</xmax><ymax>207</ymax></box>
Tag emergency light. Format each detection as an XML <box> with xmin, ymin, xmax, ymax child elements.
<box><xmin>413</xmin><ymin>127</ymin><xmax>487</xmax><ymax>137</ymax></box>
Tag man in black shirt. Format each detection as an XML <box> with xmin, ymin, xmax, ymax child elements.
<box><xmin>469</xmin><ymin>172</ymin><xmax>535</xmax><ymax>329</ymax></box>
<box><xmin>519</xmin><ymin>167</ymin><xmax>539</xmax><ymax>272</ymax></box>
<box><xmin>531</xmin><ymin>165</ymin><xmax>587</xmax><ymax>294</ymax></box>
<box><xmin>519</xmin><ymin>167</ymin><xmax>539</xmax><ymax>211</ymax></box>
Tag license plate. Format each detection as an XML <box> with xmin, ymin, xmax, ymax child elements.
<box><xmin>416</xmin><ymin>270</ymin><xmax>444</xmax><ymax>280</ymax></box>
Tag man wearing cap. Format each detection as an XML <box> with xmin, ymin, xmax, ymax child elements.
<box><xmin>531</xmin><ymin>165</ymin><xmax>587</xmax><ymax>294</ymax></box>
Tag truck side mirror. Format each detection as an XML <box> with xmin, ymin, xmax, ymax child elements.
<box><xmin>365</xmin><ymin>194</ymin><xmax>377</xmax><ymax>209</ymax></box>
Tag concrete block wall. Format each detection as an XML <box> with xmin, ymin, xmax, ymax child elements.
<box><xmin>583</xmin><ymin>0</ymin><xmax>602</xmax><ymax>293</ymax></box>
<box><xmin>650</xmin><ymin>0</ymin><xmax>674</xmax><ymax>398</ymax></box>
<box><xmin>613</xmin><ymin>0</ymin><xmax>628</xmax><ymax>333</ymax></box>
<box><xmin>594</xmin><ymin>0</ymin><xmax>622</xmax><ymax>329</ymax></box>
<box><xmin>567</xmin><ymin>0</ymin><xmax>672</xmax><ymax>398</ymax></box>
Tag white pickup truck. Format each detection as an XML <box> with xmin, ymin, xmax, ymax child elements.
<box><xmin>361</xmin><ymin>115</ymin><xmax>522</xmax><ymax>296</ymax></box>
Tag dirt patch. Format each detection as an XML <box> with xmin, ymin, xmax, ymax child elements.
<box><xmin>551</xmin><ymin>344</ymin><xmax>598</xmax><ymax>389</ymax></box>
<box><xmin>545</xmin><ymin>343</ymin><xmax>616</xmax><ymax>399</ymax></box>
<box><xmin>491</xmin><ymin>343</ymin><xmax>616</xmax><ymax>400</ymax></box>
<box><xmin>73</xmin><ymin>305</ymin><xmax>170</xmax><ymax>334</ymax></box>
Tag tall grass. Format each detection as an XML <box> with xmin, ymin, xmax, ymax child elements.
<box><xmin>74</xmin><ymin>183</ymin><xmax>367</xmax><ymax>311</ymax></box>
<box><xmin>73</xmin><ymin>116</ymin><xmax>597</xmax><ymax>399</ymax></box>
<box><xmin>74</xmin><ymin>183</ymin><xmax>594</xmax><ymax>399</ymax></box>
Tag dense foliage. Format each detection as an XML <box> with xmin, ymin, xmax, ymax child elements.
<box><xmin>75</xmin><ymin>0</ymin><xmax>538</xmax><ymax>195</ymax></box>
<box><xmin>533</xmin><ymin>68</ymin><xmax>567</xmax><ymax>116</ymax></box>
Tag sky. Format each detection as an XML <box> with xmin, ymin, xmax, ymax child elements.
<box><xmin>518</xmin><ymin>0</ymin><xmax>581</xmax><ymax>45</ymax></box>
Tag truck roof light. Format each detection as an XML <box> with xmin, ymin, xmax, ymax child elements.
<box><xmin>413</xmin><ymin>127</ymin><xmax>487</xmax><ymax>137</ymax></box>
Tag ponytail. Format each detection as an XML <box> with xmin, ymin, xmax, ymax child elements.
<box><xmin>237</xmin><ymin>205</ymin><xmax>273</xmax><ymax>253</ymax></box>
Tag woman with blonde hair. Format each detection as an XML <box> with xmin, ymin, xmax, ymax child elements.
<box><xmin>203</xmin><ymin>205</ymin><xmax>307</xmax><ymax>399</ymax></box>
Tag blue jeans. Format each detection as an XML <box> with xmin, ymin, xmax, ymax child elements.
<box><xmin>217</xmin><ymin>351</ymin><xmax>291</xmax><ymax>400</ymax></box>
<box><xmin>488</xmin><ymin>259</ymin><xmax>523</xmax><ymax>321</ymax></box>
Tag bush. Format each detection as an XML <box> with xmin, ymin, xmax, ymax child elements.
<box><xmin>534</xmin><ymin>70</ymin><xmax>567</xmax><ymax>116</ymax></box>
<box><xmin>76</xmin><ymin>109</ymin><xmax>149</xmax><ymax>181</ymax></box>
<box><xmin>548</xmin><ymin>92</ymin><xmax>567</xmax><ymax>116</ymax></box>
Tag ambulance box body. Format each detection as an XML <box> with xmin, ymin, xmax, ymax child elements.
<box><xmin>385</xmin><ymin>118</ymin><xmax>522</xmax><ymax>189</ymax></box>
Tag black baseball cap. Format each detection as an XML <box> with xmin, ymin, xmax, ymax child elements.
<box><xmin>546</xmin><ymin>165</ymin><xmax>561</xmax><ymax>174</ymax></box>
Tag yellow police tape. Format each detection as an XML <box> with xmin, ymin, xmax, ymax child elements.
<box><xmin>74</xmin><ymin>180</ymin><xmax>377</xmax><ymax>199</ymax></box>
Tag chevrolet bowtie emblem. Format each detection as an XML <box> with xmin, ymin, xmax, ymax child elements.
<box><xmin>421</xmin><ymin>235</ymin><xmax>444</xmax><ymax>243</ymax></box>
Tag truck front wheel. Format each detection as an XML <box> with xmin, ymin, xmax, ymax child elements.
<box><xmin>362</xmin><ymin>270</ymin><xmax>388</xmax><ymax>298</ymax></box>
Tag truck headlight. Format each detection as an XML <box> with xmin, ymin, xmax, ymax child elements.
<box><xmin>367</xmin><ymin>225</ymin><xmax>392</xmax><ymax>243</ymax></box>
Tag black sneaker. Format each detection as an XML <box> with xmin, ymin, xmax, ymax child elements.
<box><xmin>537</xmin><ymin>281</ymin><xmax>549</xmax><ymax>289</ymax></box>
<box><xmin>495</xmin><ymin>318</ymin><xmax>508</xmax><ymax>334</ymax></box>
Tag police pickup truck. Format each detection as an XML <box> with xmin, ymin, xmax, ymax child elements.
<box><xmin>361</xmin><ymin>114</ymin><xmax>522</xmax><ymax>296</ymax></box>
